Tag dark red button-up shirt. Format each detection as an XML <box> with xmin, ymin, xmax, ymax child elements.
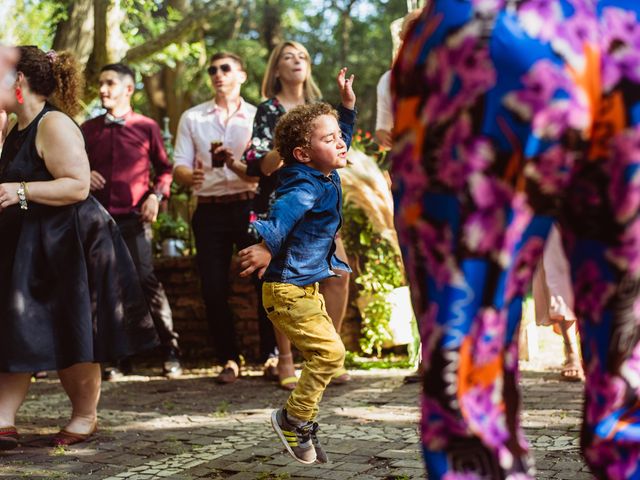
<box><xmin>81</xmin><ymin>111</ymin><xmax>172</xmax><ymax>216</ymax></box>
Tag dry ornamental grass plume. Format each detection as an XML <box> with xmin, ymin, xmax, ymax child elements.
<box><xmin>341</xmin><ymin>148</ymin><xmax>401</xmax><ymax>257</ymax></box>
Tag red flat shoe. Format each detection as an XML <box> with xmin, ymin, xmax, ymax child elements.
<box><xmin>0</xmin><ymin>426</ymin><xmax>18</xmax><ymax>451</ymax></box>
<box><xmin>52</xmin><ymin>423</ymin><xmax>97</xmax><ymax>447</ymax></box>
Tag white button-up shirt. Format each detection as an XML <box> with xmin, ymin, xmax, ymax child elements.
<box><xmin>173</xmin><ymin>98</ymin><xmax>258</xmax><ymax>197</ymax></box>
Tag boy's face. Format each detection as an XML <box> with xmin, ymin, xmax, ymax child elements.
<box><xmin>98</xmin><ymin>70</ymin><xmax>133</xmax><ymax>112</ymax></box>
<box><xmin>298</xmin><ymin>114</ymin><xmax>347</xmax><ymax>175</ymax></box>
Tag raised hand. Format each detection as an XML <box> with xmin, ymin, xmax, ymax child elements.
<box><xmin>337</xmin><ymin>67</ymin><xmax>356</xmax><ymax>110</ymax></box>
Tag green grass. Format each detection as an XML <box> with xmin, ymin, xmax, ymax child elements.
<box><xmin>344</xmin><ymin>351</ymin><xmax>413</xmax><ymax>370</ymax></box>
<box><xmin>209</xmin><ymin>400</ymin><xmax>230</xmax><ymax>417</ymax></box>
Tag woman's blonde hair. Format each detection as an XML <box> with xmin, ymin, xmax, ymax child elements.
<box><xmin>261</xmin><ymin>41</ymin><xmax>322</xmax><ymax>102</ymax></box>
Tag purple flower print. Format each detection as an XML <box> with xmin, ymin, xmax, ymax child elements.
<box><xmin>601</xmin><ymin>8</ymin><xmax>640</xmax><ymax>92</ymax></box>
<box><xmin>463</xmin><ymin>175</ymin><xmax>511</xmax><ymax>254</ymax></box>
<box><xmin>621</xmin><ymin>341</ymin><xmax>640</xmax><ymax>394</ymax></box>
<box><xmin>572</xmin><ymin>260</ymin><xmax>615</xmax><ymax>322</ymax></box>
<box><xmin>423</xmin><ymin>30</ymin><xmax>496</xmax><ymax>126</ymax></box>
<box><xmin>499</xmin><ymin>194</ymin><xmax>533</xmax><ymax>268</ymax></box>
<box><xmin>551</xmin><ymin>7</ymin><xmax>597</xmax><ymax>66</ymax></box>
<box><xmin>503</xmin><ymin>60</ymin><xmax>571</xmax><ymax>121</ymax></box>
<box><xmin>585</xmin><ymin>439</ymin><xmax>640</xmax><ymax>480</ymax></box>
<box><xmin>608</xmin><ymin>127</ymin><xmax>640</xmax><ymax>223</ymax></box>
<box><xmin>472</xmin><ymin>308</ymin><xmax>506</xmax><ymax>365</ymax></box>
<box><xmin>443</xmin><ymin>473</ymin><xmax>483</xmax><ymax>480</ymax></box>
<box><xmin>606</xmin><ymin>218</ymin><xmax>640</xmax><ymax>276</ymax></box>
<box><xmin>584</xmin><ymin>368</ymin><xmax>626</xmax><ymax>425</ymax></box>
<box><xmin>525</xmin><ymin>145</ymin><xmax>575</xmax><ymax>194</ymax></box>
<box><xmin>438</xmin><ymin>114</ymin><xmax>494</xmax><ymax>190</ymax></box>
<box><xmin>393</xmin><ymin>140</ymin><xmax>429</xmax><ymax>197</ymax></box>
<box><xmin>505</xmin><ymin>236</ymin><xmax>545</xmax><ymax>301</ymax></box>
<box><xmin>518</xmin><ymin>0</ymin><xmax>563</xmax><ymax>43</ymax></box>
<box><xmin>461</xmin><ymin>384</ymin><xmax>510</xmax><ymax>449</ymax></box>
<box><xmin>416</xmin><ymin>220</ymin><xmax>458</xmax><ymax>289</ymax></box>
<box><xmin>503</xmin><ymin>60</ymin><xmax>589</xmax><ymax>139</ymax></box>
<box><xmin>421</xmin><ymin>302</ymin><xmax>441</xmax><ymax>367</ymax></box>
<box><xmin>422</xmin><ymin>396</ymin><xmax>468</xmax><ymax>450</ymax></box>
<box><xmin>505</xmin><ymin>474</ymin><xmax>534</xmax><ymax>480</ymax></box>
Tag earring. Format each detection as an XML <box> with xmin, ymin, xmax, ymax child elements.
<box><xmin>15</xmin><ymin>87</ymin><xmax>23</xmax><ymax>104</ymax></box>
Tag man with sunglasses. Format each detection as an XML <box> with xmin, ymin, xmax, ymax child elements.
<box><xmin>173</xmin><ymin>52</ymin><xmax>258</xmax><ymax>384</ymax></box>
<box><xmin>82</xmin><ymin>63</ymin><xmax>183</xmax><ymax>380</ymax></box>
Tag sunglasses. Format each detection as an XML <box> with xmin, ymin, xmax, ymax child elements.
<box><xmin>207</xmin><ymin>64</ymin><xmax>232</xmax><ymax>75</ymax></box>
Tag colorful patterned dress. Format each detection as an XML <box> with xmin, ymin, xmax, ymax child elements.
<box><xmin>391</xmin><ymin>1</ymin><xmax>640</xmax><ymax>478</ymax></box>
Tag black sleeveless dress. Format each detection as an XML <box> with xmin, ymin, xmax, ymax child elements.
<box><xmin>0</xmin><ymin>104</ymin><xmax>159</xmax><ymax>372</ymax></box>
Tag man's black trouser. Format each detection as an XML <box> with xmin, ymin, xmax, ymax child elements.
<box><xmin>115</xmin><ymin>214</ymin><xmax>179</xmax><ymax>353</ymax></box>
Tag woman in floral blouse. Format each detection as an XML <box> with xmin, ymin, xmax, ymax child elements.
<box><xmin>392</xmin><ymin>1</ymin><xmax>640</xmax><ymax>478</ymax></box>
<box><xmin>227</xmin><ymin>41</ymin><xmax>356</xmax><ymax>390</ymax></box>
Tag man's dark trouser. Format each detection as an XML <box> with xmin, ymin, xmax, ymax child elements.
<box><xmin>115</xmin><ymin>214</ymin><xmax>179</xmax><ymax>352</ymax></box>
<box><xmin>191</xmin><ymin>199</ymin><xmax>257</xmax><ymax>363</ymax></box>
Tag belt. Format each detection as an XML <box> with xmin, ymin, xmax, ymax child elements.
<box><xmin>197</xmin><ymin>191</ymin><xmax>255</xmax><ymax>204</ymax></box>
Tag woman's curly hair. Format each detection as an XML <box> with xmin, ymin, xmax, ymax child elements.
<box><xmin>274</xmin><ymin>102</ymin><xmax>338</xmax><ymax>165</ymax></box>
<box><xmin>17</xmin><ymin>46</ymin><xmax>84</xmax><ymax>116</ymax></box>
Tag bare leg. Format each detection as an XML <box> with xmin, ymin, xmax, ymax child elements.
<box><xmin>275</xmin><ymin>329</ymin><xmax>297</xmax><ymax>389</ymax></box>
<box><xmin>0</xmin><ymin>373</ymin><xmax>31</xmax><ymax>427</ymax></box>
<box><xmin>57</xmin><ymin>363</ymin><xmax>101</xmax><ymax>434</ymax></box>
<box><xmin>553</xmin><ymin>316</ymin><xmax>583</xmax><ymax>381</ymax></box>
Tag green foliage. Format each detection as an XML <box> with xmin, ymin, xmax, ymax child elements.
<box><xmin>2</xmin><ymin>0</ymin><xmax>66</xmax><ymax>46</ymax></box>
<box><xmin>153</xmin><ymin>211</ymin><xmax>189</xmax><ymax>242</ymax></box>
<box><xmin>342</xmin><ymin>202</ymin><xmax>405</xmax><ymax>356</ymax></box>
<box><xmin>344</xmin><ymin>351</ymin><xmax>412</xmax><ymax>370</ymax></box>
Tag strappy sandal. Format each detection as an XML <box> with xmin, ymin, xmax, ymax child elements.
<box><xmin>560</xmin><ymin>353</ymin><xmax>584</xmax><ymax>382</ymax></box>
<box><xmin>52</xmin><ymin>422</ymin><xmax>98</xmax><ymax>447</ymax></box>
<box><xmin>0</xmin><ymin>426</ymin><xmax>18</xmax><ymax>451</ymax></box>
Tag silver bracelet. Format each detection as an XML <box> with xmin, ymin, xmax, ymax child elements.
<box><xmin>17</xmin><ymin>182</ymin><xmax>28</xmax><ymax>210</ymax></box>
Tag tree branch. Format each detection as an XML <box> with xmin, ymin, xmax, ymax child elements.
<box><xmin>122</xmin><ymin>0</ymin><xmax>237</xmax><ymax>63</ymax></box>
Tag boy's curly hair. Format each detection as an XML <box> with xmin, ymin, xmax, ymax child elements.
<box><xmin>274</xmin><ymin>102</ymin><xmax>338</xmax><ymax>165</ymax></box>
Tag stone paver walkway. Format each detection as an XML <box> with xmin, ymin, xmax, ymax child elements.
<box><xmin>0</xmin><ymin>362</ymin><xmax>590</xmax><ymax>479</ymax></box>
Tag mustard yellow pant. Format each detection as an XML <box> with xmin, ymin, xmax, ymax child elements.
<box><xmin>262</xmin><ymin>281</ymin><xmax>346</xmax><ymax>421</ymax></box>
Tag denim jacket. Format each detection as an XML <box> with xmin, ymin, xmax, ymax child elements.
<box><xmin>254</xmin><ymin>163</ymin><xmax>351</xmax><ymax>286</ymax></box>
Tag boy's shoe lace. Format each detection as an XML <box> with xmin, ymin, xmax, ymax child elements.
<box><xmin>310</xmin><ymin>422</ymin><xmax>328</xmax><ymax>463</ymax></box>
<box><xmin>271</xmin><ymin>408</ymin><xmax>316</xmax><ymax>464</ymax></box>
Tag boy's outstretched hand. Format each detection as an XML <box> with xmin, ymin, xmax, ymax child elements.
<box><xmin>337</xmin><ymin>67</ymin><xmax>356</xmax><ymax>110</ymax></box>
<box><xmin>238</xmin><ymin>242</ymin><xmax>272</xmax><ymax>278</ymax></box>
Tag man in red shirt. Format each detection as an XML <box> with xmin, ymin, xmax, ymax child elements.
<box><xmin>82</xmin><ymin>63</ymin><xmax>182</xmax><ymax>380</ymax></box>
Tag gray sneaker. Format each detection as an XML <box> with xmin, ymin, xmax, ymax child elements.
<box><xmin>271</xmin><ymin>409</ymin><xmax>316</xmax><ymax>464</ymax></box>
<box><xmin>310</xmin><ymin>422</ymin><xmax>328</xmax><ymax>463</ymax></box>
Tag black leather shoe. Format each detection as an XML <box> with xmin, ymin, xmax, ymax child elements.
<box><xmin>162</xmin><ymin>348</ymin><xmax>183</xmax><ymax>379</ymax></box>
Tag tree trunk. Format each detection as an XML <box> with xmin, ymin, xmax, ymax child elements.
<box><xmin>52</xmin><ymin>0</ymin><xmax>95</xmax><ymax>64</ymax></box>
<box><xmin>261</xmin><ymin>0</ymin><xmax>282</xmax><ymax>51</ymax></box>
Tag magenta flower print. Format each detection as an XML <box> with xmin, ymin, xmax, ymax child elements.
<box><xmin>443</xmin><ymin>473</ymin><xmax>483</xmax><ymax>480</ymax></box>
<box><xmin>551</xmin><ymin>7</ymin><xmax>597</xmax><ymax>69</ymax></box>
<box><xmin>505</xmin><ymin>236</ymin><xmax>545</xmax><ymax>301</ymax></box>
<box><xmin>422</xmin><ymin>396</ymin><xmax>468</xmax><ymax>450</ymax></box>
<box><xmin>423</xmin><ymin>27</ymin><xmax>496</xmax><ymax>126</ymax></box>
<box><xmin>461</xmin><ymin>384</ymin><xmax>510</xmax><ymax>448</ymax></box>
<box><xmin>601</xmin><ymin>8</ymin><xmax>640</xmax><ymax>92</ymax></box>
<box><xmin>621</xmin><ymin>341</ymin><xmax>640</xmax><ymax>394</ymax></box>
<box><xmin>572</xmin><ymin>260</ymin><xmax>615</xmax><ymax>322</ymax></box>
<box><xmin>464</xmin><ymin>175</ymin><xmax>511</xmax><ymax>254</ymax></box>
<box><xmin>518</xmin><ymin>0</ymin><xmax>563</xmax><ymax>43</ymax></box>
<box><xmin>524</xmin><ymin>145</ymin><xmax>575</xmax><ymax>194</ymax></box>
<box><xmin>415</xmin><ymin>220</ymin><xmax>459</xmax><ymax>289</ymax></box>
<box><xmin>437</xmin><ymin>114</ymin><xmax>495</xmax><ymax>190</ymax></box>
<box><xmin>608</xmin><ymin>127</ymin><xmax>640</xmax><ymax>223</ymax></box>
<box><xmin>472</xmin><ymin>308</ymin><xmax>506</xmax><ymax>366</ymax></box>
<box><xmin>499</xmin><ymin>194</ymin><xmax>533</xmax><ymax>268</ymax></box>
<box><xmin>585</xmin><ymin>369</ymin><xmax>626</xmax><ymax>425</ymax></box>
<box><xmin>606</xmin><ymin>218</ymin><xmax>640</xmax><ymax>276</ymax></box>
<box><xmin>420</xmin><ymin>302</ymin><xmax>441</xmax><ymax>367</ymax></box>
<box><xmin>585</xmin><ymin>441</ymin><xmax>640</xmax><ymax>480</ymax></box>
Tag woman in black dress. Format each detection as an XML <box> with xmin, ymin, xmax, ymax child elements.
<box><xmin>0</xmin><ymin>46</ymin><xmax>158</xmax><ymax>450</ymax></box>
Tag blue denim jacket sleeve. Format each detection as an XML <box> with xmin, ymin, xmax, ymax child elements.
<box><xmin>337</xmin><ymin>104</ymin><xmax>356</xmax><ymax>149</ymax></box>
<box><xmin>253</xmin><ymin>177</ymin><xmax>320</xmax><ymax>257</ymax></box>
